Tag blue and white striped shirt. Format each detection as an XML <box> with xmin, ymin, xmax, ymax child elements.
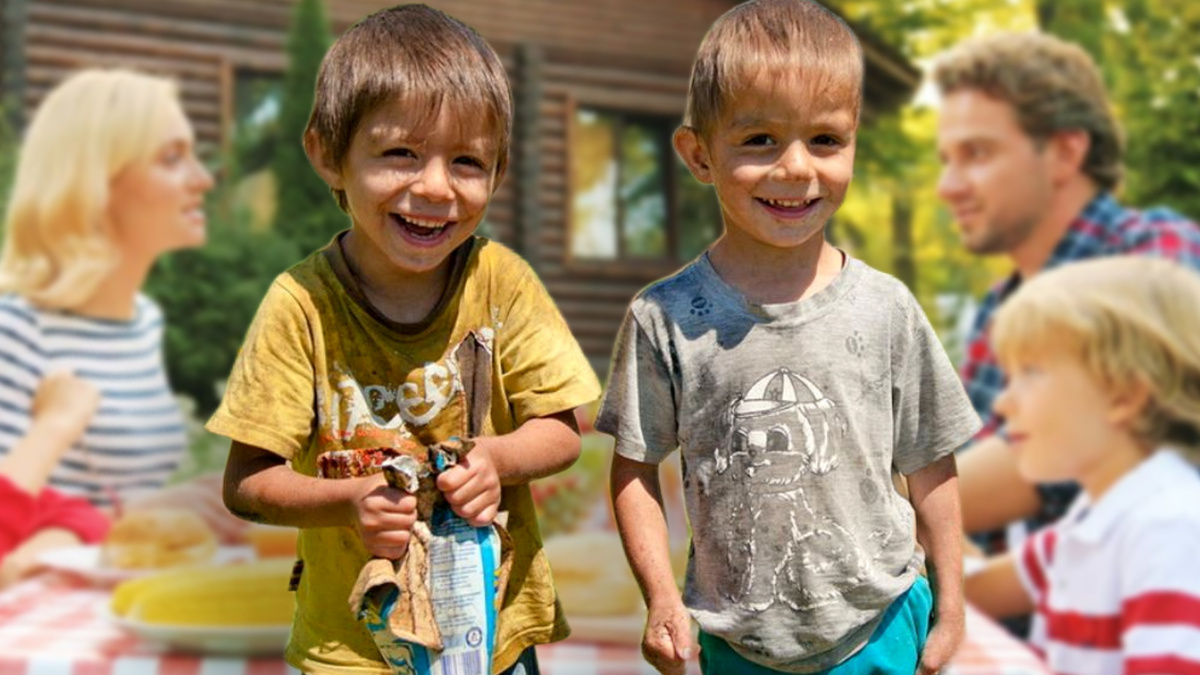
<box><xmin>0</xmin><ymin>293</ymin><xmax>187</xmax><ymax>507</ymax></box>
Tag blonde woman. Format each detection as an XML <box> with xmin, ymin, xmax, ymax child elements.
<box><xmin>965</xmin><ymin>256</ymin><xmax>1200</xmax><ymax>675</ymax></box>
<box><xmin>0</xmin><ymin>69</ymin><xmax>241</xmax><ymax>586</ymax></box>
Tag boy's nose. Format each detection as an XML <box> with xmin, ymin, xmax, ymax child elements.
<box><xmin>411</xmin><ymin>159</ymin><xmax>455</xmax><ymax>202</ymax></box>
<box><xmin>776</xmin><ymin>142</ymin><xmax>815</xmax><ymax>181</ymax></box>
<box><xmin>994</xmin><ymin>385</ymin><xmax>1013</xmax><ymax>418</ymax></box>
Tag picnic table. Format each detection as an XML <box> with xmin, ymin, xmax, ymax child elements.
<box><xmin>0</xmin><ymin>572</ymin><xmax>1050</xmax><ymax>675</ymax></box>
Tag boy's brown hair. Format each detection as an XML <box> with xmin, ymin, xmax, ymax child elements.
<box><xmin>304</xmin><ymin>3</ymin><xmax>513</xmax><ymax>210</ymax></box>
<box><xmin>684</xmin><ymin>0</ymin><xmax>863</xmax><ymax>137</ymax></box>
<box><xmin>992</xmin><ymin>256</ymin><xmax>1200</xmax><ymax>460</ymax></box>
<box><xmin>933</xmin><ymin>32</ymin><xmax>1123</xmax><ymax>192</ymax></box>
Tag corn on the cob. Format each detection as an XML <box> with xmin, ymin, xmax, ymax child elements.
<box><xmin>111</xmin><ymin>558</ymin><xmax>295</xmax><ymax>626</ymax></box>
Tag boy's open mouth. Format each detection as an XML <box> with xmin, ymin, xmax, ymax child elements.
<box><xmin>392</xmin><ymin>213</ymin><xmax>454</xmax><ymax>244</ymax></box>
<box><xmin>757</xmin><ymin>196</ymin><xmax>820</xmax><ymax>217</ymax></box>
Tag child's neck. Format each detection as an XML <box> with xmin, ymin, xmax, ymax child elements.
<box><xmin>708</xmin><ymin>235</ymin><xmax>843</xmax><ymax>305</ymax></box>
<box><xmin>1080</xmin><ymin>434</ymin><xmax>1153</xmax><ymax>502</ymax></box>
<box><xmin>342</xmin><ymin>232</ymin><xmax>451</xmax><ymax>325</ymax></box>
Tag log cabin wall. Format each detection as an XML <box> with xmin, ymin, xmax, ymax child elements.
<box><xmin>4</xmin><ymin>0</ymin><xmax>918</xmax><ymax>375</ymax></box>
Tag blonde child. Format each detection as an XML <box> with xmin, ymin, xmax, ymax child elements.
<box><xmin>209</xmin><ymin>5</ymin><xmax>600</xmax><ymax>674</ymax></box>
<box><xmin>965</xmin><ymin>256</ymin><xmax>1200</xmax><ymax>675</ymax></box>
<box><xmin>595</xmin><ymin>1</ymin><xmax>981</xmax><ymax>674</ymax></box>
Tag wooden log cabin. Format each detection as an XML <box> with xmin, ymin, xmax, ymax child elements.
<box><xmin>0</xmin><ymin>0</ymin><xmax>918</xmax><ymax>374</ymax></box>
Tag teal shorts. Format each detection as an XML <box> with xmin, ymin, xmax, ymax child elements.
<box><xmin>699</xmin><ymin>576</ymin><xmax>933</xmax><ymax>675</ymax></box>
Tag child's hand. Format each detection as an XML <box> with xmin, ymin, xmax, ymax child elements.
<box><xmin>642</xmin><ymin>600</ymin><xmax>694</xmax><ymax>675</ymax></box>
<box><xmin>919</xmin><ymin>612</ymin><xmax>965</xmax><ymax>675</ymax></box>
<box><xmin>353</xmin><ymin>475</ymin><xmax>418</xmax><ymax>560</ymax></box>
<box><xmin>32</xmin><ymin>370</ymin><xmax>100</xmax><ymax>448</ymax></box>
<box><xmin>436</xmin><ymin>439</ymin><xmax>501</xmax><ymax>527</ymax></box>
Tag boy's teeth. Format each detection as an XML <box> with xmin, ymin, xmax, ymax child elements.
<box><xmin>401</xmin><ymin>215</ymin><xmax>448</xmax><ymax>231</ymax></box>
<box><xmin>764</xmin><ymin>198</ymin><xmax>809</xmax><ymax>208</ymax></box>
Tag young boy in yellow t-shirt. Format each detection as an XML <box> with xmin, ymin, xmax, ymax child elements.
<box><xmin>207</xmin><ymin>6</ymin><xmax>600</xmax><ymax>674</ymax></box>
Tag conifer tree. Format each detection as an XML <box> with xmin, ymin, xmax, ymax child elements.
<box><xmin>272</xmin><ymin>0</ymin><xmax>346</xmax><ymax>252</ymax></box>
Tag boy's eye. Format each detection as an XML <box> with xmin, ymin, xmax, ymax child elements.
<box><xmin>383</xmin><ymin>148</ymin><xmax>416</xmax><ymax>158</ymax></box>
<box><xmin>812</xmin><ymin>135</ymin><xmax>841</xmax><ymax>147</ymax></box>
<box><xmin>454</xmin><ymin>155</ymin><xmax>488</xmax><ymax>171</ymax></box>
<box><xmin>743</xmin><ymin>134</ymin><xmax>775</xmax><ymax>147</ymax></box>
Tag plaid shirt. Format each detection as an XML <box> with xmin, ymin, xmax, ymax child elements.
<box><xmin>962</xmin><ymin>193</ymin><xmax>1200</xmax><ymax>526</ymax></box>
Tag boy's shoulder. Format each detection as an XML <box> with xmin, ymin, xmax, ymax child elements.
<box><xmin>466</xmin><ymin>236</ymin><xmax>536</xmax><ymax>281</ymax></box>
<box><xmin>628</xmin><ymin>257</ymin><xmax>710</xmax><ymax>315</ymax></box>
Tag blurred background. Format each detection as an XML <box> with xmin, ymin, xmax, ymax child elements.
<box><xmin>0</xmin><ymin>0</ymin><xmax>1196</xmax><ymax>484</ymax></box>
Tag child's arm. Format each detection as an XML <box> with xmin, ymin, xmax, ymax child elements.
<box><xmin>611</xmin><ymin>454</ymin><xmax>692</xmax><ymax>675</ymax></box>
<box><xmin>0</xmin><ymin>371</ymin><xmax>99</xmax><ymax>494</ymax></box>
<box><xmin>964</xmin><ymin>553</ymin><xmax>1034</xmax><ymax>619</ymax></box>
<box><xmin>224</xmin><ymin>441</ymin><xmax>418</xmax><ymax>560</ymax></box>
<box><xmin>436</xmin><ymin>409</ymin><xmax>581</xmax><ymax>527</ymax></box>
<box><xmin>908</xmin><ymin>453</ymin><xmax>965</xmax><ymax>675</ymax></box>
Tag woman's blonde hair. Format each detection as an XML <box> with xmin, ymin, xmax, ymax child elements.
<box><xmin>0</xmin><ymin>69</ymin><xmax>180</xmax><ymax>309</ymax></box>
<box><xmin>992</xmin><ymin>257</ymin><xmax>1200</xmax><ymax>459</ymax></box>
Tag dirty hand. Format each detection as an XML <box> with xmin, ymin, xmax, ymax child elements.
<box><xmin>642</xmin><ymin>600</ymin><xmax>694</xmax><ymax>675</ymax></box>
<box><xmin>436</xmin><ymin>439</ymin><xmax>502</xmax><ymax>527</ymax></box>
<box><xmin>353</xmin><ymin>474</ymin><xmax>418</xmax><ymax>559</ymax></box>
<box><xmin>919</xmin><ymin>614</ymin><xmax>964</xmax><ymax>675</ymax></box>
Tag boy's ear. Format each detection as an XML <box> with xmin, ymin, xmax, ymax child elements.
<box><xmin>674</xmin><ymin>126</ymin><xmax>714</xmax><ymax>185</ymax></box>
<box><xmin>1107</xmin><ymin>375</ymin><xmax>1152</xmax><ymax>429</ymax></box>
<box><xmin>303</xmin><ymin>129</ymin><xmax>344</xmax><ymax>190</ymax></box>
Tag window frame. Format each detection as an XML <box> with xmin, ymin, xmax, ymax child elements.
<box><xmin>565</xmin><ymin>97</ymin><xmax>710</xmax><ymax>276</ymax></box>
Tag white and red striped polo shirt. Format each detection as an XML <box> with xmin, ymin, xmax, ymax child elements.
<box><xmin>1016</xmin><ymin>449</ymin><xmax>1200</xmax><ymax>675</ymax></box>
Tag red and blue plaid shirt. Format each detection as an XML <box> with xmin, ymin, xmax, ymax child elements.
<box><xmin>961</xmin><ymin>193</ymin><xmax>1200</xmax><ymax>525</ymax></box>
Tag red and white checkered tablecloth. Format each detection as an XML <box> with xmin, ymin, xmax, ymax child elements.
<box><xmin>0</xmin><ymin>576</ymin><xmax>1048</xmax><ymax>675</ymax></box>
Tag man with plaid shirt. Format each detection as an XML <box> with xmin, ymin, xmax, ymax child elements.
<box><xmin>934</xmin><ymin>32</ymin><xmax>1200</xmax><ymax>555</ymax></box>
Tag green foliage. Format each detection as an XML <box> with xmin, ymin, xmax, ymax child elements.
<box><xmin>0</xmin><ymin>102</ymin><xmax>16</xmax><ymax>232</ymax></box>
<box><xmin>1103</xmin><ymin>0</ymin><xmax>1200</xmax><ymax>219</ymax></box>
<box><xmin>146</xmin><ymin>201</ymin><xmax>300</xmax><ymax>416</ymax></box>
<box><xmin>271</xmin><ymin>0</ymin><xmax>347</xmax><ymax>254</ymax></box>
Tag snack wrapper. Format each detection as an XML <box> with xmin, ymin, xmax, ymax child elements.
<box><xmin>318</xmin><ymin>442</ymin><xmax>513</xmax><ymax>675</ymax></box>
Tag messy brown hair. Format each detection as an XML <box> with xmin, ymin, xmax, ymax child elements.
<box><xmin>934</xmin><ymin>32</ymin><xmax>1123</xmax><ymax>192</ymax></box>
<box><xmin>305</xmin><ymin>4</ymin><xmax>512</xmax><ymax>210</ymax></box>
<box><xmin>684</xmin><ymin>0</ymin><xmax>863</xmax><ymax>138</ymax></box>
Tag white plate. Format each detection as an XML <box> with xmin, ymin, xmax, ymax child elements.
<box><xmin>36</xmin><ymin>545</ymin><xmax>253</xmax><ymax>586</ymax></box>
<box><xmin>109</xmin><ymin>613</ymin><xmax>290</xmax><ymax>656</ymax></box>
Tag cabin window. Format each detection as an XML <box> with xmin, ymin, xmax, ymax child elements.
<box><xmin>570</xmin><ymin>107</ymin><xmax>720</xmax><ymax>263</ymax></box>
<box><xmin>227</xmin><ymin>70</ymin><xmax>284</xmax><ymax>229</ymax></box>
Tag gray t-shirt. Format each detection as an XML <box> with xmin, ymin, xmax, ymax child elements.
<box><xmin>595</xmin><ymin>253</ymin><xmax>981</xmax><ymax>672</ymax></box>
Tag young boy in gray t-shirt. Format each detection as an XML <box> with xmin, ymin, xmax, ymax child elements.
<box><xmin>594</xmin><ymin>2</ymin><xmax>981</xmax><ymax>674</ymax></box>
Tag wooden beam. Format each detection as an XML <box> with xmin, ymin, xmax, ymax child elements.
<box><xmin>2</xmin><ymin>0</ymin><xmax>28</xmax><ymax>129</ymax></box>
<box><xmin>514</xmin><ymin>42</ymin><xmax>544</xmax><ymax>268</ymax></box>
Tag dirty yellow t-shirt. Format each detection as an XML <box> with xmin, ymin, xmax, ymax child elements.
<box><xmin>207</xmin><ymin>234</ymin><xmax>601</xmax><ymax>674</ymax></box>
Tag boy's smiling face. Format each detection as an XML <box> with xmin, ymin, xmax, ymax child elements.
<box><xmin>676</xmin><ymin>71</ymin><xmax>857</xmax><ymax>256</ymax></box>
<box><xmin>320</xmin><ymin>97</ymin><xmax>500</xmax><ymax>279</ymax></box>
<box><xmin>994</xmin><ymin>346</ymin><xmax>1147</xmax><ymax>497</ymax></box>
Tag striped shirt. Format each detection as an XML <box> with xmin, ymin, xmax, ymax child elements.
<box><xmin>0</xmin><ymin>293</ymin><xmax>187</xmax><ymax>508</ymax></box>
<box><xmin>1015</xmin><ymin>450</ymin><xmax>1200</xmax><ymax>675</ymax></box>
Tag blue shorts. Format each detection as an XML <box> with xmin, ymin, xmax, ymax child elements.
<box><xmin>699</xmin><ymin>576</ymin><xmax>933</xmax><ymax>675</ymax></box>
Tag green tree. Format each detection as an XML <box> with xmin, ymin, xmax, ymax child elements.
<box><xmin>147</xmin><ymin>203</ymin><xmax>300</xmax><ymax>416</ymax></box>
<box><xmin>272</xmin><ymin>0</ymin><xmax>346</xmax><ymax>253</ymax></box>
<box><xmin>0</xmin><ymin>101</ymin><xmax>16</xmax><ymax>232</ymax></box>
<box><xmin>1104</xmin><ymin>0</ymin><xmax>1200</xmax><ymax>219</ymax></box>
